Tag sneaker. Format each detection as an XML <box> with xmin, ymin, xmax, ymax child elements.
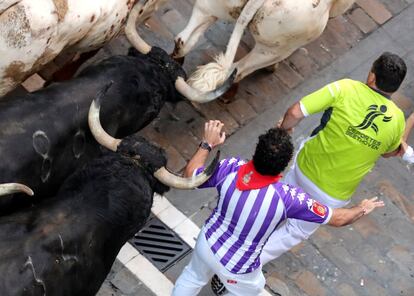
<box><xmin>210</xmin><ymin>274</ymin><xmax>227</xmax><ymax>296</ymax></box>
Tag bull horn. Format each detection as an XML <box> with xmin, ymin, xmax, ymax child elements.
<box><xmin>125</xmin><ymin>1</ymin><xmax>156</xmax><ymax>54</ymax></box>
<box><xmin>154</xmin><ymin>151</ymin><xmax>220</xmax><ymax>189</ymax></box>
<box><xmin>0</xmin><ymin>183</ymin><xmax>34</xmax><ymax>197</ymax></box>
<box><xmin>88</xmin><ymin>81</ymin><xmax>122</xmax><ymax>152</ymax></box>
<box><xmin>175</xmin><ymin>69</ymin><xmax>237</xmax><ymax>103</ymax></box>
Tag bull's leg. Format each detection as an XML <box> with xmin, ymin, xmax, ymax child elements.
<box><xmin>172</xmin><ymin>5</ymin><xmax>216</xmax><ymax>59</ymax></box>
<box><xmin>233</xmin><ymin>43</ymin><xmax>295</xmax><ymax>82</ymax></box>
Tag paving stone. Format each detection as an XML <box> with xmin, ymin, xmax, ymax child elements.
<box><xmin>386</xmin><ymin>244</ymin><xmax>414</xmax><ymax>275</ymax></box>
<box><xmin>348</xmin><ymin>8</ymin><xmax>378</xmax><ymax>34</ymax></box>
<box><xmin>266</xmin><ymin>274</ymin><xmax>291</xmax><ymax>296</ymax></box>
<box><xmin>190</xmin><ymin>203</ymin><xmax>215</xmax><ymax>228</ymax></box>
<box><xmin>392</xmin><ymin>91</ymin><xmax>414</xmax><ymax>113</ymax></box>
<box><xmin>274</xmin><ymin>61</ymin><xmax>304</xmax><ymax>89</ymax></box>
<box><xmin>170</xmin><ymin>101</ymin><xmax>206</xmax><ymax>137</ymax></box>
<box><xmin>310</xmin><ymin>240</ymin><xmax>370</xmax><ymax>281</ymax></box>
<box><xmin>325</xmin><ymin>19</ymin><xmax>354</xmax><ymax>52</ymax></box>
<box><xmin>21</xmin><ymin>74</ymin><xmax>45</xmax><ymax>93</ymax></box>
<box><xmin>378</xmin><ymin>0</ymin><xmax>410</xmax><ymax>14</ymax></box>
<box><xmin>336</xmin><ymin>283</ymin><xmax>358</xmax><ymax>296</ymax></box>
<box><xmin>165</xmin><ymin>145</ymin><xmax>187</xmax><ymax>172</ymax></box>
<box><xmin>356</xmin><ymin>0</ymin><xmax>393</xmax><ymax>24</ymax></box>
<box><xmin>304</xmin><ymin>40</ymin><xmax>334</xmax><ymax>68</ymax></box>
<box><xmin>382</xmin><ymin>4</ymin><xmax>414</xmax><ymax>51</ymax></box>
<box><xmin>159</xmin><ymin>7</ymin><xmax>188</xmax><ymax>36</ymax></box>
<box><xmin>329</xmin><ymin>15</ymin><xmax>364</xmax><ymax>49</ymax></box>
<box><xmin>376</xmin><ymin>179</ymin><xmax>414</xmax><ymax>222</ymax></box>
<box><xmin>388</xmin><ymin>277</ymin><xmax>414</xmax><ymax>296</ymax></box>
<box><xmin>226</xmin><ymin>97</ymin><xmax>257</xmax><ymax>125</ymax></box>
<box><xmin>295</xmin><ymin>270</ymin><xmax>328</xmax><ymax>296</ymax></box>
<box><xmin>158</xmin><ymin>121</ymin><xmax>200</xmax><ymax>160</ymax></box>
<box><xmin>244</xmin><ymin>74</ymin><xmax>288</xmax><ymax>113</ymax></box>
<box><xmin>96</xmin><ymin>281</ymin><xmax>121</xmax><ymax>296</ymax></box>
<box><xmin>139</xmin><ymin>126</ymin><xmax>170</xmax><ymax>149</ymax></box>
<box><xmin>352</xmin><ymin>215</ymin><xmax>381</xmax><ymax>238</ymax></box>
<box><xmin>358</xmin><ymin>277</ymin><xmax>389</xmax><ymax>296</ymax></box>
<box><xmin>287</xmin><ymin>49</ymin><xmax>319</xmax><ymax>79</ymax></box>
<box><xmin>110</xmin><ymin>266</ymin><xmax>155</xmax><ymax>295</ymax></box>
<box><xmin>196</xmin><ymin>101</ymin><xmax>239</xmax><ymax>136</ymax></box>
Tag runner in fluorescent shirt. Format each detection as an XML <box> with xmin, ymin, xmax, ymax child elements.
<box><xmin>298</xmin><ymin>78</ymin><xmax>405</xmax><ymax>200</ymax></box>
<box><xmin>172</xmin><ymin>120</ymin><xmax>384</xmax><ymax>296</ymax></box>
<box><xmin>260</xmin><ymin>52</ymin><xmax>407</xmax><ymax>267</ymax></box>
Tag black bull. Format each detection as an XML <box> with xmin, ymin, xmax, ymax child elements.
<box><xmin>0</xmin><ymin>131</ymin><xmax>219</xmax><ymax>296</ymax></box>
<box><xmin>0</xmin><ymin>47</ymin><xmax>185</xmax><ymax>212</ymax></box>
<box><xmin>0</xmin><ymin>136</ymin><xmax>171</xmax><ymax>296</ymax></box>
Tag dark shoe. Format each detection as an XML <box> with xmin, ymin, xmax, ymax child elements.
<box><xmin>211</xmin><ymin>274</ymin><xmax>227</xmax><ymax>296</ymax></box>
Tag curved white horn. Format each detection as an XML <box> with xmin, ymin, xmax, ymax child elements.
<box><xmin>125</xmin><ymin>1</ymin><xmax>154</xmax><ymax>54</ymax></box>
<box><xmin>0</xmin><ymin>183</ymin><xmax>34</xmax><ymax>197</ymax></box>
<box><xmin>154</xmin><ymin>151</ymin><xmax>220</xmax><ymax>189</ymax></box>
<box><xmin>175</xmin><ymin>69</ymin><xmax>237</xmax><ymax>103</ymax></box>
<box><xmin>88</xmin><ymin>81</ymin><xmax>122</xmax><ymax>152</ymax></box>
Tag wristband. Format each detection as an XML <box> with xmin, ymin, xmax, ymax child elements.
<box><xmin>199</xmin><ymin>141</ymin><xmax>212</xmax><ymax>152</ymax></box>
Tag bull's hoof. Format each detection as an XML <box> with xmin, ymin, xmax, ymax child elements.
<box><xmin>219</xmin><ymin>83</ymin><xmax>239</xmax><ymax>104</ymax></box>
<box><xmin>264</xmin><ymin>62</ymin><xmax>279</xmax><ymax>73</ymax></box>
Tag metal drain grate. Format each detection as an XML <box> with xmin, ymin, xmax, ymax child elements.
<box><xmin>129</xmin><ymin>217</ymin><xmax>191</xmax><ymax>272</ymax></box>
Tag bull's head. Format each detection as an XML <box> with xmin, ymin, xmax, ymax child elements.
<box><xmin>0</xmin><ymin>183</ymin><xmax>34</xmax><ymax>197</ymax></box>
<box><xmin>125</xmin><ymin>1</ymin><xmax>236</xmax><ymax>103</ymax></box>
<box><xmin>88</xmin><ymin>83</ymin><xmax>219</xmax><ymax>189</ymax></box>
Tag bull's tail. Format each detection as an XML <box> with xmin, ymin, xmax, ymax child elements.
<box><xmin>187</xmin><ymin>0</ymin><xmax>265</xmax><ymax>92</ymax></box>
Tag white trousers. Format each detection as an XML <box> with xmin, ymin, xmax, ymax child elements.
<box><xmin>260</xmin><ymin>161</ymin><xmax>349</xmax><ymax>265</ymax></box>
<box><xmin>172</xmin><ymin>231</ymin><xmax>266</xmax><ymax>296</ymax></box>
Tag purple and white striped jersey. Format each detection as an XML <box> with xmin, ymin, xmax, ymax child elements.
<box><xmin>196</xmin><ymin>157</ymin><xmax>333</xmax><ymax>274</ymax></box>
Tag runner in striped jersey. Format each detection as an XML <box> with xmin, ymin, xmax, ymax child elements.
<box><xmin>172</xmin><ymin>120</ymin><xmax>384</xmax><ymax>296</ymax></box>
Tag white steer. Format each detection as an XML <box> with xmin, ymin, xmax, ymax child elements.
<box><xmin>172</xmin><ymin>0</ymin><xmax>356</xmax><ymax>93</ymax></box>
<box><xmin>0</xmin><ymin>0</ymin><xmax>137</xmax><ymax>97</ymax></box>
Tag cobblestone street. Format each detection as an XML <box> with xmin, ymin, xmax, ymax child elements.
<box><xmin>93</xmin><ymin>0</ymin><xmax>414</xmax><ymax>295</ymax></box>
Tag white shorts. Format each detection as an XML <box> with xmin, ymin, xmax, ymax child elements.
<box><xmin>172</xmin><ymin>231</ymin><xmax>266</xmax><ymax>296</ymax></box>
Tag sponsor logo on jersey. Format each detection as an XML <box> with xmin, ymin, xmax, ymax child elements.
<box><xmin>227</xmin><ymin>279</ymin><xmax>238</xmax><ymax>284</ymax></box>
<box><xmin>345</xmin><ymin>105</ymin><xmax>391</xmax><ymax>150</ymax></box>
<box><xmin>307</xmin><ymin>199</ymin><xmax>327</xmax><ymax>218</ymax></box>
<box><xmin>354</xmin><ymin>104</ymin><xmax>392</xmax><ymax>134</ymax></box>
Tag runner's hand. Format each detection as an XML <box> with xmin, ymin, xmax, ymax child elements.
<box><xmin>358</xmin><ymin>197</ymin><xmax>384</xmax><ymax>215</ymax></box>
<box><xmin>203</xmin><ymin>120</ymin><xmax>226</xmax><ymax>148</ymax></box>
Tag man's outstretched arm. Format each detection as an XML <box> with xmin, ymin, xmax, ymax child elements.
<box><xmin>329</xmin><ymin>197</ymin><xmax>384</xmax><ymax>227</ymax></box>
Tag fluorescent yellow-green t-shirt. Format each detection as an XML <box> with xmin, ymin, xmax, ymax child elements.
<box><xmin>297</xmin><ymin>79</ymin><xmax>405</xmax><ymax>201</ymax></box>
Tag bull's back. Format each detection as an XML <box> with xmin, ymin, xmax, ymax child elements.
<box><xmin>0</xmin><ymin>0</ymin><xmax>133</xmax><ymax>97</ymax></box>
<box><xmin>250</xmin><ymin>0</ymin><xmax>331</xmax><ymax>47</ymax></box>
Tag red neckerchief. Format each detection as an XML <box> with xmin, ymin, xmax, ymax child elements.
<box><xmin>236</xmin><ymin>160</ymin><xmax>282</xmax><ymax>191</ymax></box>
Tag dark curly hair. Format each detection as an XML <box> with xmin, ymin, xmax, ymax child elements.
<box><xmin>372</xmin><ymin>52</ymin><xmax>407</xmax><ymax>93</ymax></box>
<box><xmin>252</xmin><ymin>128</ymin><xmax>294</xmax><ymax>176</ymax></box>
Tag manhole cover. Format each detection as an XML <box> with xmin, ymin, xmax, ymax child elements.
<box><xmin>129</xmin><ymin>217</ymin><xmax>191</xmax><ymax>272</ymax></box>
